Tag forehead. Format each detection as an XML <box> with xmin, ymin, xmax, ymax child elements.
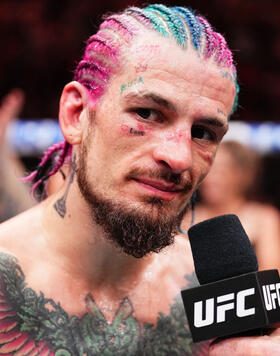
<box><xmin>105</xmin><ymin>30</ymin><xmax>236</xmax><ymax>117</ymax></box>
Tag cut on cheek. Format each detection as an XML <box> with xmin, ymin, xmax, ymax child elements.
<box><xmin>198</xmin><ymin>150</ymin><xmax>216</xmax><ymax>169</ymax></box>
<box><xmin>120</xmin><ymin>124</ymin><xmax>131</xmax><ymax>134</ymax></box>
<box><xmin>136</xmin><ymin>123</ymin><xmax>152</xmax><ymax>134</ymax></box>
<box><xmin>164</xmin><ymin>129</ymin><xmax>186</xmax><ymax>142</ymax></box>
<box><xmin>205</xmin><ymin>152</ymin><xmax>215</xmax><ymax>166</ymax></box>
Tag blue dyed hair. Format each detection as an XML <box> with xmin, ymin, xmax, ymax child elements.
<box><xmin>24</xmin><ymin>3</ymin><xmax>238</xmax><ymax>194</ymax></box>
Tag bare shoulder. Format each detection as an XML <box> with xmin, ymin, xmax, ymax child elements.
<box><xmin>243</xmin><ymin>202</ymin><xmax>280</xmax><ymax>223</ymax></box>
<box><xmin>0</xmin><ymin>202</ymin><xmax>46</xmax><ymax>258</ymax></box>
<box><xmin>245</xmin><ymin>201</ymin><xmax>279</xmax><ymax>213</ymax></box>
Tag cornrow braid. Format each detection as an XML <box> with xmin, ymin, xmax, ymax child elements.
<box><xmin>125</xmin><ymin>7</ymin><xmax>169</xmax><ymax>38</ymax></box>
<box><xmin>197</xmin><ymin>16</ymin><xmax>234</xmax><ymax>70</ymax></box>
<box><xmin>232</xmin><ymin>80</ymin><xmax>240</xmax><ymax>114</ymax></box>
<box><xmin>214</xmin><ymin>32</ymin><xmax>233</xmax><ymax>67</ymax></box>
<box><xmin>77</xmin><ymin>60</ymin><xmax>109</xmax><ymax>80</ymax></box>
<box><xmin>24</xmin><ymin>4</ymin><xmax>238</xmax><ymax>196</ymax></box>
<box><xmin>22</xmin><ymin>141</ymin><xmax>71</xmax><ymax>197</ymax></box>
<box><xmin>74</xmin><ymin>35</ymin><xmax>116</xmax><ymax>95</ymax></box>
<box><xmin>196</xmin><ymin>16</ymin><xmax>238</xmax><ymax>112</ymax></box>
<box><xmin>172</xmin><ymin>7</ymin><xmax>202</xmax><ymax>50</ymax></box>
<box><xmin>196</xmin><ymin>16</ymin><xmax>218</xmax><ymax>59</ymax></box>
<box><xmin>100</xmin><ymin>14</ymin><xmax>136</xmax><ymax>41</ymax></box>
<box><xmin>86</xmin><ymin>34</ymin><xmax>119</xmax><ymax>59</ymax></box>
<box><xmin>145</xmin><ymin>4</ymin><xmax>187</xmax><ymax>47</ymax></box>
<box><xmin>25</xmin><ymin>13</ymin><xmax>135</xmax><ymax>195</ymax></box>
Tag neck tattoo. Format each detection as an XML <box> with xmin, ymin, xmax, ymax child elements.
<box><xmin>53</xmin><ymin>154</ymin><xmax>76</xmax><ymax>218</ymax></box>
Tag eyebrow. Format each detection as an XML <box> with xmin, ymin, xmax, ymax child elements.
<box><xmin>123</xmin><ymin>91</ymin><xmax>177</xmax><ymax>113</ymax></box>
<box><xmin>197</xmin><ymin>117</ymin><xmax>229</xmax><ymax>132</ymax></box>
<box><xmin>123</xmin><ymin>91</ymin><xmax>228</xmax><ymax>131</ymax></box>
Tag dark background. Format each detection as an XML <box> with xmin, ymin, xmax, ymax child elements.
<box><xmin>0</xmin><ymin>0</ymin><xmax>280</xmax><ymax>207</ymax></box>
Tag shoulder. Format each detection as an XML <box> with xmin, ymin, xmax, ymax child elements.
<box><xmin>242</xmin><ymin>202</ymin><xmax>280</xmax><ymax>225</ymax></box>
<box><xmin>0</xmin><ymin>202</ymin><xmax>46</xmax><ymax>259</ymax></box>
<box><xmin>0</xmin><ymin>250</ymin><xmax>54</xmax><ymax>355</ymax></box>
<box><xmin>240</xmin><ymin>202</ymin><xmax>280</xmax><ymax>249</ymax></box>
<box><xmin>245</xmin><ymin>201</ymin><xmax>279</xmax><ymax>213</ymax></box>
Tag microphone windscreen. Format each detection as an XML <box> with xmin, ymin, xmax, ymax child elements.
<box><xmin>188</xmin><ymin>214</ymin><xmax>258</xmax><ymax>285</ymax></box>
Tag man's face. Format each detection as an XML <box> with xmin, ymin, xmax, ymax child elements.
<box><xmin>76</xmin><ymin>30</ymin><xmax>236</xmax><ymax>257</ymax></box>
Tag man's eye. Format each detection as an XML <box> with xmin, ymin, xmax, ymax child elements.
<box><xmin>130</xmin><ymin>107</ymin><xmax>164</xmax><ymax>123</ymax></box>
<box><xmin>191</xmin><ymin>126</ymin><xmax>215</xmax><ymax>141</ymax></box>
<box><xmin>135</xmin><ymin>108</ymin><xmax>153</xmax><ymax>119</ymax></box>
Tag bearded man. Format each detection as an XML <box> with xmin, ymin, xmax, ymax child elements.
<box><xmin>0</xmin><ymin>4</ymin><xmax>278</xmax><ymax>356</ymax></box>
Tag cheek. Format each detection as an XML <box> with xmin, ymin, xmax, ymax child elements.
<box><xmin>120</xmin><ymin>124</ymin><xmax>131</xmax><ymax>135</ymax></box>
<box><xmin>204</xmin><ymin>152</ymin><xmax>215</xmax><ymax>166</ymax></box>
<box><xmin>196</xmin><ymin>146</ymin><xmax>216</xmax><ymax>168</ymax></box>
<box><xmin>194</xmin><ymin>149</ymin><xmax>216</xmax><ymax>184</ymax></box>
<box><xmin>120</xmin><ymin>123</ymin><xmax>152</xmax><ymax>137</ymax></box>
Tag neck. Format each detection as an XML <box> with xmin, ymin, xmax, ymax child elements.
<box><xmin>42</xmin><ymin>179</ymin><xmax>154</xmax><ymax>290</ymax></box>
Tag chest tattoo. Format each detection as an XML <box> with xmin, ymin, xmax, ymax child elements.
<box><xmin>0</xmin><ymin>253</ymin><xmax>209</xmax><ymax>355</ymax></box>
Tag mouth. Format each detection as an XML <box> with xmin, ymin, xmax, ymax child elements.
<box><xmin>133</xmin><ymin>178</ymin><xmax>182</xmax><ymax>202</ymax></box>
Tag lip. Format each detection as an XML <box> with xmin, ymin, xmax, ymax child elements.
<box><xmin>133</xmin><ymin>178</ymin><xmax>181</xmax><ymax>201</ymax></box>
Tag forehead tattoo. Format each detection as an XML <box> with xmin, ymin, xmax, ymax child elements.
<box><xmin>24</xmin><ymin>3</ymin><xmax>237</xmax><ymax>194</ymax></box>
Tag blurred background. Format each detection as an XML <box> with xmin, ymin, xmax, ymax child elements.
<box><xmin>0</xmin><ymin>0</ymin><xmax>279</xmax><ymax>210</ymax></box>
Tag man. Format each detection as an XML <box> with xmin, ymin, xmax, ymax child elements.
<box><xmin>0</xmin><ymin>4</ymin><xmax>278</xmax><ymax>355</ymax></box>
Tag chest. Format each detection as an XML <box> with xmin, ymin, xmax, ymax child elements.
<box><xmin>0</xmin><ymin>251</ymin><xmax>209</xmax><ymax>355</ymax></box>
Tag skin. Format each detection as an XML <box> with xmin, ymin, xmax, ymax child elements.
<box><xmin>0</xmin><ymin>29</ymin><xmax>236</xmax><ymax>354</ymax></box>
<box><xmin>209</xmin><ymin>330</ymin><xmax>280</xmax><ymax>356</ymax></box>
<box><xmin>182</xmin><ymin>144</ymin><xmax>280</xmax><ymax>272</ymax></box>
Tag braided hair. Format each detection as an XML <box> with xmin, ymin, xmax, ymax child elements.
<box><xmin>24</xmin><ymin>4</ymin><xmax>238</xmax><ymax>196</ymax></box>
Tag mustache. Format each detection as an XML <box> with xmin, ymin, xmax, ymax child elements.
<box><xmin>126</xmin><ymin>167</ymin><xmax>192</xmax><ymax>192</ymax></box>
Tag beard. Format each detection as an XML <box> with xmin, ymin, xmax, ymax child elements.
<box><xmin>76</xmin><ymin>140</ymin><xmax>191</xmax><ymax>258</ymax></box>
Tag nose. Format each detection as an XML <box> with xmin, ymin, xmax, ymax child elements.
<box><xmin>152</xmin><ymin>132</ymin><xmax>192</xmax><ymax>174</ymax></box>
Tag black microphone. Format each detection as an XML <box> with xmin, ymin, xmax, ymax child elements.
<box><xmin>181</xmin><ymin>214</ymin><xmax>280</xmax><ymax>343</ymax></box>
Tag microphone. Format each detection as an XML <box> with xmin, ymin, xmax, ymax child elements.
<box><xmin>181</xmin><ymin>214</ymin><xmax>280</xmax><ymax>343</ymax></box>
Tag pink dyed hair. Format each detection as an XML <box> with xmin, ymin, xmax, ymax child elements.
<box><xmin>24</xmin><ymin>4</ymin><xmax>237</xmax><ymax>196</ymax></box>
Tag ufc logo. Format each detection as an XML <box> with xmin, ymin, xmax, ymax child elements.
<box><xmin>262</xmin><ymin>283</ymin><xmax>280</xmax><ymax>311</ymax></box>
<box><xmin>194</xmin><ymin>288</ymin><xmax>255</xmax><ymax>328</ymax></box>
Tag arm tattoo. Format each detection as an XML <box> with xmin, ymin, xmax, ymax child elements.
<box><xmin>54</xmin><ymin>154</ymin><xmax>76</xmax><ymax>218</ymax></box>
<box><xmin>0</xmin><ymin>252</ymin><xmax>209</xmax><ymax>355</ymax></box>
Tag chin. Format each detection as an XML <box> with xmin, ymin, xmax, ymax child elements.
<box><xmin>77</xmin><ymin>151</ymin><xmax>189</xmax><ymax>258</ymax></box>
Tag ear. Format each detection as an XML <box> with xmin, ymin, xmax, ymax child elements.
<box><xmin>59</xmin><ymin>81</ymin><xmax>89</xmax><ymax>145</ymax></box>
